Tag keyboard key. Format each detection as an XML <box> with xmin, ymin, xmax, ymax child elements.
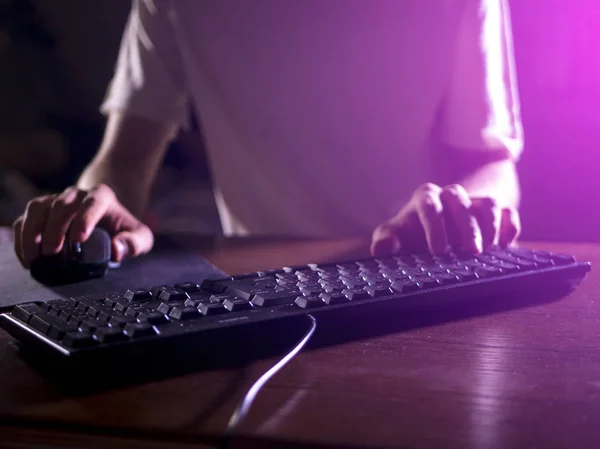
<box><xmin>223</xmin><ymin>299</ymin><xmax>253</xmax><ymax>312</ymax></box>
<box><xmin>103</xmin><ymin>297</ymin><xmax>118</xmax><ymax>308</ymax></box>
<box><xmin>75</xmin><ymin>303</ymin><xmax>89</xmax><ymax>313</ymax></box>
<box><xmin>198</xmin><ymin>302</ymin><xmax>228</xmax><ymax>316</ymax></box>
<box><xmin>365</xmin><ymin>275</ymin><xmax>389</xmax><ymax>286</ymax></box>
<box><xmin>553</xmin><ymin>254</ymin><xmax>576</xmax><ymax>265</ymax></box>
<box><xmin>94</xmin><ymin>326</ymin><xmax>127</xmax><ymax>343</ymax></box>
<box><xmin>488</xmin><ymin>251</ymin><xmax>535</xmax><ymax>270</ymax></box>
<box><xmin>150</xmin><ymin>285</ymin><xmax>171</xmax><ymax>298</ymax></box>
<box><xmin>113</xmin><ymin>300</ymin><xmax>129</xmax><ymax>313</ymax></box>
<box><xmin>62</xmin><ymin>331</ymin><xmax>96</xmax><ymax>348</ymax></box>
<box><xmin>124</xmin><ymin>322</ymin><xmax>156</xmax><ymax>338</ymax></box>
<box><xmin>320</xmin><ymin>292</ymin><xmax>349</xmax><ymax>305</ymax></box>
<box><xmin>47</xmin><ymin>306</ymin><xmax>63</xmax><ymax>317</ymax></box>
<box><xmin>125</xmin><ymin>305</ymin><xmax>152</xmax><ymax>317</ymax></box>
<box><xmin>454</xmin><ymin>270</ymin><xmax>478</xmax><ymax>281</ymax></box>
<box><xmin>29</xmin><ymin>313</ymin><xmax>58</xmax><ymax>335</ymax></box>
<box><xmin>276</xmin><ymin>273</ymin><xmax>298</xmax><ymax>282</ymax></box>
<box><xmin>46</xmin><ymin>299</ymin><xmax>68</xmax><ymax>309</ymax></box>
<box><xmin>380</xmin><ymin>271</ymin><xmax>399</xmax><ymax>282</ymax></box>
<box><xmin>507</xmin><ymin>247</ymin><xmax>536</xmax><ymax>258</ymax></box>
<box><xmin>411</xmin><ymin>276</ymin><xmax>441</xmax><ymax>289</ymax></box>
<box><xmin>390</xmin><ymin>280</ymin><xmax>422</xmax><ymax>293</ymax></box>
<box><xmin>531</xmin><ymin>256</ymin><xmax>554</xmax><ymax>268</ymax></box>
<box><xmin>476</xmin><ymin>255</ymin><xmax>499</xmax><ymax>265</ymax></box>
<box><xmin>137</xmin><ymin>312</ymin><xmax>169</xmax><ymax>325</ymax></box>
<box><xmin>48</xmin><ymin>321</ymin><xmax>79</xmax><ymax>340</ymax></box>
<box><xmin>97</xmin><ymin>309</ymin><xmax>118</xmax><ymax>323</ymax></box>
<box><xmin>495</xmin><ymin>262</ymin><xmax>520</xmax><ymax>273</ymax></box>
<box><xmin>158</xmin><ymin>287</ymin><xmax>189</xmax><ymax>302</ymax></box>
<box><xmin>474</xmin><ymin>266</ymin><xmax>502</xmax><ymax>278</ymax></box>
<box><xmin>364</xmin><ymin>285</ymin><xmax>392</xmax><ymax>298</ymax></box>
<box><xmin>225</xmin><ymin>285</ymin><xmax>253</xmax><ymax>300</ymax></box>
<box><xmin>251</xmin><ymin>290</ymin><xmax>298</xmax><ymax>307</ymax></box>
<box><xmin>64</xmin><ymin>311</ymin><xmax>88</xmax><ymax>325</ymax></box>
<box><xmin>357</xmin><ymin>260</ymin><xmax>380</xmax><ymax>270</ymax></box>
<box><xmin>124</xmin><ymin>289</ymin><xmax>153</xmax><ymax>302</ymax></box>
<box><xmin>209</xmin><ymin>293</ymin><xmax>233</xmax><ymax>303</ymax></box>
<box><xmin>78</xmin><ymin>318</ymin><xmax>105</xmax><ymax>332</ymax></box>
<box><xmin>156</xmin><ymin>300</ymin><xmax>186</xmax><ymax>315</ymax></box>
<box><xmin>434</xmin><ymin>273</ymin><xmax>461</xmax><ymax>285</ymax></box>
<box><xmin>87</xmin><ymin>305</ymin><xmax>113</xmax><ymax>318</ymax></box>
<box><xmin>252</xmin><ymin>279</ymin><xmax>277</xmax><ymax>289</ymax></box>
<box><xmin>205</xmin><ymin>278</ymin><xmax>233</xmax><ymax>293</ymax></box>
<box><xmin>169</xmin><ymin>307</ymin><xmax>201</xmax><ymax>320</ymax></box>
<box><xmin>322</xmin><ymin>283</ymin><xmax>344</xmax><ymax>293</ymax></box>
<box><xmin>65</xmin><ymin>298</ymin><xmax>79</xmax><ymax>308</ymax></box>
<box><xmin>337</xmin><ymin>262</ymin><xmax>359</xmax><ymax>271</ymax></box>
<box><xmin>300</xmin><ymin>286</ymin><xmax>324</xmax><ymax>296</ymax></box>
<box><xmin>341</xmin><ymin>277</ymin><xmax>367</xmax><ymax>288</ymax></box>
<box><xmin>94</xmin><ymin>313</ymin><xmax>111</xmax><ymax>325</ymax></box>
<box><xmin>11</xmin><ymin>304</ymin><xmax>42</xmax><ymax>323</ymax></box>
<box><xmin>342</xmin><ymin>288</ymin><xmax>370</xmax><ymax>301</ymax></box>
<box><xmin>174</xmin><ymin>282</ymin><xmax>201</xmax><ymax>293</ymax></box>
<box><xmin>294</xmin><ymin>295</ymin><xmax>325</xmax><ymax>309</ymax></box>
<box><xmin>109</xmin><ymin>315</ymin><xmax>136</xmax><ymax>327</ymax></box>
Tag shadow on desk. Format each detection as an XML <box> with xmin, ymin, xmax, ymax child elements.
<box><xmin>10</xmin><ymin>281</ymin><xmax>575</xmax><ymax>398</ymax></box>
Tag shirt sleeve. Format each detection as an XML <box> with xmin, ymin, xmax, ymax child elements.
<box><xmin>439</xmin><ymin>0</ymin><xmax>524</xmax><ymax>160</ymax></box>
<box><xmin>100</xmin><ymin>0</ymin><xmax>189</xmax><ymax>133</ymax></box>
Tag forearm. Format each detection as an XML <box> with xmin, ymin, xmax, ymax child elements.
<box><xmin>77</xmin><ymin>113</ymin><xmax>177</xmax><ymax>218</ymax></box>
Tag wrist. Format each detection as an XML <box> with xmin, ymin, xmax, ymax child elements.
<box><xmin>77</xmin><ymin>159</ymin><xmax>149</xmax><ymax>218</ymax></box>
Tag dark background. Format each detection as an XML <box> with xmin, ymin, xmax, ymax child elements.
<box><xmin>0</xmin><ymin>0</ymin><xmax>598</xmax><ymax>242</ymax></box>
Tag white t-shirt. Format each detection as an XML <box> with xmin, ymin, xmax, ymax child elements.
<box><xmin>101</xmin><ymin>0</ymin><xmax>523</xmax><ymax>237</ymax></box>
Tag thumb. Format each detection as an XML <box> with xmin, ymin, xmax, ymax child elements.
<box><xmin>111</xmin><ymin>226</ymin><xmax>154</xmax><ymax>262</ymax></box>
<box><xmin>370</xmin><ymin>223</ymin><xmax>401</xmax><ymax>257</ymax></box>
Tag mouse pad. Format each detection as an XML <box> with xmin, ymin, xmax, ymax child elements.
<box><xmin>0</xmin><ymin>235</ymin><xmax>226</xmax><ymax>310</ymax></box>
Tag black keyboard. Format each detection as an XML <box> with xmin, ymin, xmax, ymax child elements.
<box><xmin>0</xmin><ymin>246</ymin><xmax>591</xmax><ymax>370</ymax></box>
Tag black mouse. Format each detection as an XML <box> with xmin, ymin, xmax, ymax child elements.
<box><xmin>30</xmin><ymin>227</ymin><xmax>114</xmax><ymax>286</ymax></box>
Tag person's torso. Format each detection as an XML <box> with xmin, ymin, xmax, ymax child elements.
<box><xmin>168</xmin><ymin>0</ymin><xmax>468</xmax><ymax>236</ymax></box>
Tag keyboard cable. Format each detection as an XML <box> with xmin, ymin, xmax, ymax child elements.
<box><xmin>218</xmin><ymin>313</ymin><xmax>317</xmax><ymax>449</ymax></box>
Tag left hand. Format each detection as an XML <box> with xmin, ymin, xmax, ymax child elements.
<box><xmin>370</xmin><ymin>183</ymin><xmax>520</xmax><ymax>257</ymax></box>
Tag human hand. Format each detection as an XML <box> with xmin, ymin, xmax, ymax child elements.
<box><xmin>370</xmin><ymin>183</ymin><xmax>520</xmax><ymax>257</ymax></box>
<box><xmin>13</xmin><ymin>184</ymin><xmax>154</xmax><ymax>268</ymax></box>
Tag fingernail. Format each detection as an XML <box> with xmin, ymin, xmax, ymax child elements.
<box><xmin>372</xmin><ymin>235</ymin><xmax>401</xmax><ymax>256</ymax></box>
<box><xmin>476</xmin><ymin>237</ymin><xmax>483</xmax><ymax>253</ymax></box>
<box><xmin>114</xmin><ymin>238</ymin><xmax>128</xmax><ymax>261</ymax></box>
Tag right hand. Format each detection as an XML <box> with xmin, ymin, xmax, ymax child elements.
<box><xmin>13</xmin><ymin>184</ymin><xmax>154</xmax><ymax>269</ymax></box>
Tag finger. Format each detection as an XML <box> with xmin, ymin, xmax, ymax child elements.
<box><xmin>471</xmin><ymin>197</ymin><xmax>501</xmax><ymax>249</ymax></box>
<box><xmin>370</xmin><ymin>223</ymin><xmax>401</xmax><ymax>257</ymax></box>
<box><xmin>499</xmin><ymin>207</ymin><xmax>521</xmax><ymax>247</ymax></box>
<box><xmin>112</xmin><ymin>225</ymin><xmax>154</xmax><ymax>262</ymax></box>
<box><xmin>41</xmin><ymin>187</ymin><xmax>86</xmax><ymax>255</ymax></box>
<box><xmin>440</xmin><ymin>184</ymin><xmax>482</xmax><ymax>254</ymax></box>
<box><xmin>414</xmin><ymin>183</ymin><xmax>447</xmax><ymax>255</ymax></box>
<box><xmin>69</xmin><ymin>184</ymin><xmax>115</xmax><ymax>242</ymax></box>
<box><xmin>12</xmin><ymin>216</ymin><xmax>25</xmax><ymax>267</ymax></box>
<box><xmin>22</xmin><ymin>197</ymin><xmax>53</xmax><ymax>267</ymax></box>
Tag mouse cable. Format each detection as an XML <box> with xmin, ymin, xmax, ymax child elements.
<box><xmin>218</xmin><ymin>314</ymin><xmax>317</xmax><ymax>449</ymax></box>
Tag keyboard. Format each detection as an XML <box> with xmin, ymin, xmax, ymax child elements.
<box><xmin>0</xmin><ymin>246</ymin><xmax>591</xmax><ymax>370</ymax></box>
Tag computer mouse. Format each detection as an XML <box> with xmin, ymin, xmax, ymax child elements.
<box><xmin>30</xmin><ymin>227</ymin><xmax>115</xmax><ymax>286</ymax></box>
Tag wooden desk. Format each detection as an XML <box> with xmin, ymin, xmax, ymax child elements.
<box><xmin>1</xmin><ymin>238</ymin><xmax>600</xmax><ymax>449</ymax></box>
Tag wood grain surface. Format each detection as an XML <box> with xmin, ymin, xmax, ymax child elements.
<box><xmin>1</xmin><ymin>237</ymin><xmax>599</xmax><ymax>449</ymax></box>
